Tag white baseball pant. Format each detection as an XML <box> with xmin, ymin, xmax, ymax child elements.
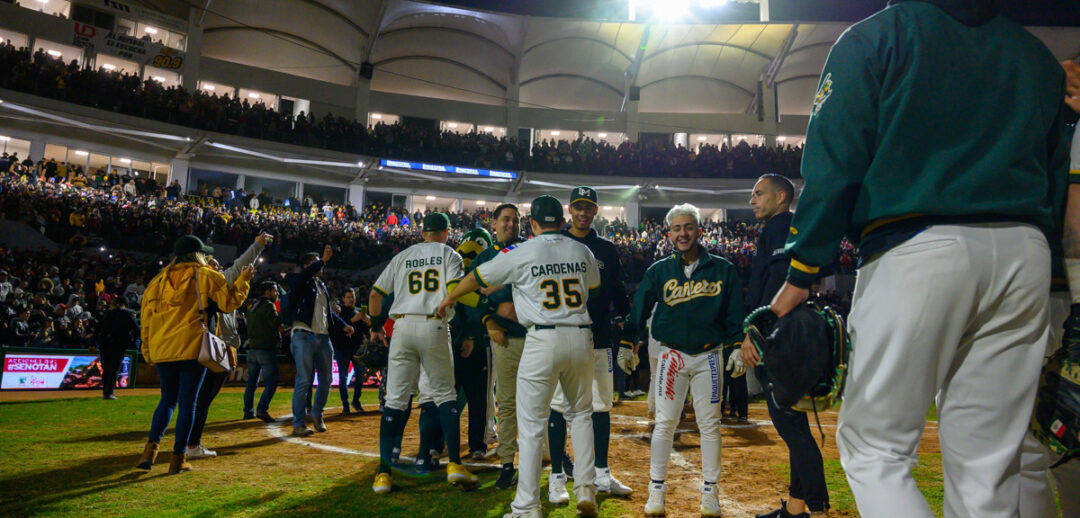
<box><xmin>647</xmin><ymin>336</ymin><xmax>661</xmax><ymax>416</ymax></box>
<box><xmin>511</xmin><ymin>326</ymin><xmax>596</xmax><ymax>514</ymax></box>
<box><xmin>1019</xmin><ymin>292</ymin><xmax>1080</xmax><ymax>518</ymax></box>
<box><xmin>550</xmin><ymin>347</ymin><xmax>614</xmax><ymax>413</ymax></box>
<box><xmin>384</xmin><ymin>316</ymin><xmax>456</xmax><ymax>411</ymax></box>
<box><xmin>838</xmin><ymin>224</ymin><xmax>1050</xmax><ymax>518</ymax></box>
<box><xmin>650</xmin><ymin>346</ymin><xmax>723</xmax><ymax>483</ymax></box>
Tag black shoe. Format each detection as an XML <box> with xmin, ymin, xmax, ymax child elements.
<box><xmin>256</xmin><ymin>411</ymin><xmax>275</xmax><ymax>423</ymax></box>
<box><xmin>243</xmin><ymin>411</ymin><xmax>255</xmax><ymax>420</ymax></box>
<box><xmin>103</xmin><ymin>394</ymin><xmax>117</xmax><ymax>400</ymax></box>
<box><xmin>352</xmin><ymin>401</ymin><xmax>363</xmax><ymax>413</ymax></box>
<box><xmin>341</xmin><ymin>405</ymin><xmax>351</xmax><ymax>415</ymax></box>
<box><xmin>756</xmin><ymin>501</ymin><xmax>810</xmax><ymax>518</ymax></box>
<box><xmin>562</xmin><ymin>453</ymin><xmax>574</xmax><ymax>480</ymax></box>
<box><xmin>414</xmin><ymin>455</ymin><xmax>435</xmax><ymax>475</ymax></box>
<box><xmin>494</xmin><ymin>465</ymin><xmax>517</xmax><ymax>489</ymax></box>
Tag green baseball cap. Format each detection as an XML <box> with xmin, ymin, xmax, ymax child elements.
<box><xmin>570</xmin><ymin>186</ymin><xmax>597</xmax><ymax>206</ymax></box>
<box><xmin>173</xmin><ymin>235</ymin><xmax>214</xmax><ymax>256</ymax></box>
<box><xmin>422</xmin><ymin>212</ymin><xmax>450</xmax><ymax>232</ymax></box>
<box><xmin>530</xmin><ymin>195</ymin><xmax>564</xmax><ymax>225</ymax></box>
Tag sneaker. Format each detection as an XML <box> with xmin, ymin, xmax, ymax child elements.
<box><xmin>494</xmin><ymin>464</ymin><xmax>517</xmax><ymax>489</ymax></box>
<box><xmin>576</xmin><ymin>484</ymin><xmax>598</xmax><ymax>517</ymax></box>
<box><xmin>755</xmin><ymin>501</ymin><xmax>810</xmax><ymax>518</ymax></box>
<box><xmin>256</xmin><ymin>411</ymin><xmax>275</xmax><ymax>423</ymax></box>
<box><xmin>242</xmin><ymin>411</ymin><xmax>255</xmax><ymax>420</ymax></box>
<box><xmin>291</xmin><ymin>426</ymin><xmax>314</xmax><ymax>437</ymax></box>
<box><xmin>468</xmin><ymin>450</ymin><xmax>487</xmax><ymax>461</ymax></box>
<box><xmin>103</xmin><ymin>394</ymin><xmax>117</xmax><ymax>400</ymax></box>
<box><xmin>372</xmin><ymin>472</ymin><xmax>392</xmax><ymax>494</ymax></box>
<box><xmin>341</xmin><ymin>405</ymin><xmax>352</xmax><ymax>415</ymax></box>
<box><xmin>701</xmin><ymin>483</ymin><xmax>722</xmax><ymax>517</ymax></box>
<box><xmin>312</xmin><ymin>416</ymin><xmax>327</xmax><ymax>432</ymax></box>
<box><xmin>596</xmin><ymin>467</ymin><xmax>633</xmax><ymax>496</ymax></box>
<box><xmin>501</xmin><ymin>509</ymin><xmax>542</xmax><ymax>518</ymax></box>
<box><xmin>446</xmin><ymin>462</ymin><xmax>479</xmax><ymax>488</ymax></box>
<box><xmin>185</xmin><ymin>445</ymin><xmax>217</xmax><ymax>459</ymax></box>
<box><xmin>644</xmin><ymin>482</ymin><xmax>666</xmax><ymax>516</ymax></box>
<box><xmin>547</xmin><ymin>472</ymin><xmax>570</xmax><ymax>504</ymax></box>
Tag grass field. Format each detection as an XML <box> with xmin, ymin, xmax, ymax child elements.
<box><xmin>0</xmin><ymin>388</ymin><xmax>960</xmax><ymax>517</ymax></box>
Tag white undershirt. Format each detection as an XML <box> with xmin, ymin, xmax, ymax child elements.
<box><xmin>683</xmin><ymin>259</ymin><xmax>699</xmax><ymax>279</ymax></box>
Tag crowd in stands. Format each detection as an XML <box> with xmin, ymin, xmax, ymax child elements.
<box><xmin>0</xmin><ymin>42</ymin><xmax>803</xmax><ymax>179</ymax></box>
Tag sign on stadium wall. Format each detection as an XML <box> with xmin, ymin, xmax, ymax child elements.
<box><xmin>72</xmin><ymin>22</ymin><xmax>184</xmax><ymax>70</ymax></box>
<box><xmin>1</xmin><ymin>353</ymin><xmax>132</xmax><ymax>390</ymax></box>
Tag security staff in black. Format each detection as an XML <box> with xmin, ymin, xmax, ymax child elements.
<box><xmin>743</xmin><ymin>174</ymin><xmax>829</xmax><ymax>518</ymax></box>
<box><xmin>548</xmin><ymin>186</ymin><xmax>633</xmax><ymax>497</ymax></box>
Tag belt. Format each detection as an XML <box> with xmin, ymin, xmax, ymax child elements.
<box><xmin>532</xmin><ymin>324</ymin><xmax>591</xmax><ymax>331</ymax></box>
<box><xmin>392</xmin><ymin>314</ymin><xmax>441</xmax><ymax>320</ymax></box>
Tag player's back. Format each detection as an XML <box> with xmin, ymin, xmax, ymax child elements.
<box><xmin>478</xmin><ymin>233</ymin><xmax>599</xmax><ymax>329</ymax></box>
<box><xmin>374</xmin><ymin>241</ymin><xmax>463</xmax><ymax>317</ymax></box>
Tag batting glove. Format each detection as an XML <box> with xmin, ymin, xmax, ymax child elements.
<box><xmin>616</xmin><ymin>347</ymin><xmax>639</xmax><ymax>375</ymax></box>
<box><xmin>726</xmin><ymin>350</ymin><xmax>746</xmax><ymax>378</ymax></box>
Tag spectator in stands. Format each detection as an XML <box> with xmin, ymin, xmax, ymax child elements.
<box><xmin>7</xmin><ymin>306</ymin><xmax>30</xmax><ymax>346</ymax></box>
<box><xmin>243</xmin><ymin>280</ymin><xmax>282</xmax><ymax>423</ymax></box>
<box><xmin>136</xmin><ymin>235</ymin><xmax>252</xmax><ymax>475</ymax></box>
<box><xmin>93</xmin><ymin>296</ymin><xmax>137</xmax><ymax>400</ymax></box>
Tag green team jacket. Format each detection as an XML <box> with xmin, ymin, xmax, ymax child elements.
<box><xmin>473</xmin><ymin>236</ymin><xmax>528</xmax><ymax>338</ymax></box>
<box><xmin>621</xmin><ymin>249</ymin><xmax>746</xmax><ymax>355</ymax></box>
<box><xmin>785</xmin><ymin>1</ymin><xmax>1070</xmax><ymax>288</ymax></box>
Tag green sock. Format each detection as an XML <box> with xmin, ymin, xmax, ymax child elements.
<box><xmin>379</xmin><ymin>408</ymin><xmax>406</xmax><ymax>474</ymax></box>
<box><xmin>437</xmin><ymin>401</ymin><xmax>462</xmax><ymax>464</ymax></box>
<box><xmin>418</xmin><ymin>402</ymin><xmax>441</xmax><ymax>463</ymax></box>
<box><xmin>593</xmin><ymin>411</ymin><xmax>610</xmax><ymax>469</ymax></box>
<box><xmin>548</xmin><ymin>411</ymin><xmax>567</xmax><ymax>474</ymax></box>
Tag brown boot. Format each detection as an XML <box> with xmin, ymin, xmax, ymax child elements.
<box><xmin>136</xmin><ymin>442</ymin><xmax>159</xmax><ymax>470</ymax></box>
<box><xmin>168</xmin><ymin>452</ymin><xmax>192</xmax><ymax>474</ymax></box>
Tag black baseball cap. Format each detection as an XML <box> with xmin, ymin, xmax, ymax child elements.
<box><xmin>423</xmin><ymin>212</ymin><xmax>450</xmax><ymax>232</ymax></box>
<box><xmin>530</xmin><ymin>195</ymin><xmax>564</xmax><ymax>225</ymax></box>
<box><xmin>570</xmin><ymin>186</ymin><xmax>598</xmax><ymax>206</ymax></box>
<box><xmin>173</xmin><ymin>235</ymin><xmax>214</xmax><ymax>256</ymax></box>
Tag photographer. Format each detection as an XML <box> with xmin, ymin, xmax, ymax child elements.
<box><xmin>243</xmin><ymin>281</ymin><xmax>282</xmax><ymax>423</ymax></box>
<box><xmin>332</xmin><ymin>287</ymin><xmax>369</xmax><ymax>414</ymax></box>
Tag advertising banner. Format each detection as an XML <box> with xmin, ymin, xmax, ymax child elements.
<box><xmin>1</xmin><ymin>353</ymin><xmax>131</xmax><ymax>390</ymax></box>
<box><xmin>72</xmin><ymin>22</ymin><xmax>184</xmax><ymax>69</ymax></box>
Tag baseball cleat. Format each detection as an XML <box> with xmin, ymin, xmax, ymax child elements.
<box><xmin>501</xmin><ymin>508</ymin><xmax>542</xmax><ymax>518</ymax></box>
<box><xmin>701</xmin><ymin>483</ymin><xmax>722</xmax><ymax>517</ymax></box>
<box><xmin>446</xmin><ymin>462</ymin><xmax>479</xmax><ymax>487</ymax></box>
<box><xmin>548</xmin><ymin>472</ymin><xmax>570</xmax><ymax>504</ymax></box>
<box><xmin>495</xmin><ymin>465</ymin><xmax>517</xmax><ymax>489</ymax></box>
<box><xmin>645</xmin><ymin>482</ymin><xmax>667</xmax><ymax>516</ymax></box>
<box><xmin>596</xmin><ymin>467</ymin><xmax>633</xmax><ymax>496</ymax></box>
<box><xmin>372</xmin><ymin>473</ymin><xmax>392</xmax><ymax>494</ymax></box>
<box><xmin>576</xmin><ymin>484</ymin><xmax>598</xmax><ymax>517</ymax></box>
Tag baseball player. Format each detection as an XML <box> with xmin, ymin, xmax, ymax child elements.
<box><xmin>471</xmin><ymin>203</ymin><xmax>529</xmax><ymax>490</ymax></box>
<box><xmin>1019</xmin><ymin>61</ymin><xmax>1080</xmax><ymax>518</ymax></box>
<box><xmin>438</xmin><ymin>195</ymin><xmax>600</xmax><ymax>518</ymax></box>
<box><xmin>547</xmin><ymin>186</ymin><xmax>633</xmax><ymax>502</ymax></box>
<box><xmin>741</xmin><ymin>174</ymin><xmax>830</xmax><ymax>518</ymax></box>
<box><xmin>620</xmin><ymin>203</ymin><xmax>746</xmax><ymax>517</ymax></box>
<box><xmin>368</xmin><ymin>213</ymin><xmax>478</xmax><ymax>494</ymax></box>
<box><xmin>768</xmin><ymin>3</ymin><xmax>1070</xmax><ymax>517</ymax></box>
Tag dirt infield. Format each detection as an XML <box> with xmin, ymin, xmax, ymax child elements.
<box><xmin>259</xmin><ymin>399</ymin><xmax>942</xmax><ymax>517</ymax></box>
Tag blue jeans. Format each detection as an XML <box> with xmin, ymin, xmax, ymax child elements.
<box><xmin>149</xmin><ymin>360</ymin><xmax>206</xmax><ymax>454</ymax></box>
<box><xmin>291</xmin><ymin>331</ymin><xmax>333</xmax><ymax>428</ymax></box>
<box><xmin>243</xmin><ymin>349</ymin><xmax>279</xmax><ymax>414</ymax></box>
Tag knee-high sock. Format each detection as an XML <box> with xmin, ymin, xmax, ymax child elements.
<box><xmin>379</xmin><ymin>407</ymin><xmax>407</xmax><ymax>474</ymax></box>
<box><xmin>548</xmin><ymin>410</ymin><xmax>567</xmax><ymax>473</ymax></box>
<box><xmin>437</xmin><ymin>401</ymin><xmax>462</xmax><ymax>464</ymax></box>
<box><xmin>418</xmin><ymin>402</ymin><xmax>443</xmax><ymax>459</ymax></box>
<box><xmin>593</xmin><ymin>411</ymin><xmax>610</xmax><ymax>469</ymax></box>
<box><xmin>392</xmin><ymin>396</ymin><xmax>414</xmax><ymax>456</ymax></box>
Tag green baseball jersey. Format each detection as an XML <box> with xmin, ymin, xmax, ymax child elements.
<box><xmin>785</xmin><ymin>2</ymin><xmax>1070</xmax><ymax>289</ymax></box>
<box><xmin>473</xmin><ymin>236</ymin><xmax>528</xmax><ymax>338</ymax></box>
<box><xmin>622</xmin><ymin>249</ymin><xmax>746</xmax><ymax>355</ymax></box>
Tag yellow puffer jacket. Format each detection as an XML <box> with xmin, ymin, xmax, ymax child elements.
<box><xmin>140</xmin><ymin>262</ymin><xmax>250</xmax><ymax>364</ymax></box>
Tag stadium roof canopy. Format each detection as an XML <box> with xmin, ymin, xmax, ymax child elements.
<box><xmin>137</xmin><ymin>1</ymin><xmax>1080</xmax><ymax>117</ymax></box>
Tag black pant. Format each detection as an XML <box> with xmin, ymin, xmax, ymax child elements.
<box><xmin>188</xmin><ymin>369</ymin><xmax>229</xmax><ymax>447</ymax></box>
<box><xmin>761</xmin><ymin>367</ymin><xmax>830</xmax><ymax>512</ymax></box>
<box><xmin>722</xmin><ymin>347</ymin><xmax>748</xmax><ymax>418</ymax></box>
<box><xmin>334</xmin><ymin>352</ymin><xmax>364</xmax><ymax>407</ymax></box>
<box><xmin>100</xmin><ymin>349</ymin><xmax>124</xmax><ymax>397</ymax></box>
<box><xmin>455</xmin><ymin>346</ymin><xmax>488</xmax><ymax>454</ymax></box>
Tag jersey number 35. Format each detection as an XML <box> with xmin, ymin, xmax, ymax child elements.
<box><xmin>540</xmin><ymin>279</ymin><xmax>583</xmax><ymax>310</ymax></box>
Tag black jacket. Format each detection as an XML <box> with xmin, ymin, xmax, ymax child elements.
<box><xmin>95</xmin><ymin>308</ymin><xmax>138</xmax><ymax>353</ymax></box>
<box><xmin>561</xmin><ymin>228</ymin><xmax>630</xmax><ymax>349</ymax></box>
<box><xmin>282</xmin><ymin>259</ymin><xmax>348</xmax><ymax>335</ymax></box>
<box><xmin>747</xmin><ymin>212</ymin><xmax>793</xmax><ymax>309</ymax></box>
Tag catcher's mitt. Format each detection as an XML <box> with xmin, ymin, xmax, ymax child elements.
<box><xmin>1030</xmin><ymin>348</ymin><xmax>1080</xmax><ymax>468</ymax></box>
<box><xmin>743</xmin><ymin>302</ymin><xmax>851</xmax><ymax>413</ymax></box>
<box><xmin>354</xmin><ymin>339</ymin><xmax>388</xmax><ymax>370</ymax></box>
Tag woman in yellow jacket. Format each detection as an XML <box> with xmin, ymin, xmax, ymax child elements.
<box><xmin>136</xmin><ymin>235</ymin><xmax>252</xmax><ymax>474</ymax></box>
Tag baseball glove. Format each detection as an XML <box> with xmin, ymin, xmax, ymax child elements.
<box><xmin>744</xmin><ymin>302</ymin><xmax>851</xmax><ymax>412</ymax></box>
<box><xmin>1030</xmin><ymin>306</ymin><xmax>1080</xmax><ymax>468</ymax></box>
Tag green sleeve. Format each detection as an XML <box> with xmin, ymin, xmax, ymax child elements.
<box><xmin>785</xmin><ymin>29</ymin><xmax>880</xmax><ymax>289</ymax></box>
<box><xmin>621</xmin><ymin>265</ymin><xmax>657</xmax><ymax>347</ymax></box>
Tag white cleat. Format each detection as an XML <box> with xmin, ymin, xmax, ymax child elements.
<box><xmin>576</xmin><ymin>484</ymin><xmax>598</xmax><ymax>517</ymax></box>
<box><xmin>596</xmin><ymin>467</ymin><xmax>633</xmax><ymax>496</ymax></box>
<box><xmin>645</xmin><ymin>482</ymin><xmax>666</xmax><ymax>516</ymax></box>
<box><xmin>502</xmin><ymin>508</ymin><xmax>542</xmax><ymax>518</ymax></box>
<box><xmin>185</xmin><ymin>445</ymin><xmax>217</xmax><ymax>459</ymax></box>
<box><xmin>700</xmin><ymin>483</ymin><xmax>722</xmax><ymax>517</ymax></box>
<box><xmin>548</xmin><ymin>472</ymin><xmax>570</xmax><ymax>504</ymax></box>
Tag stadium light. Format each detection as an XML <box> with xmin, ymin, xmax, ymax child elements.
<box><xmin>47</xmin><ymin>50</ymin><xmax>61</xmax><ymax>57</ymax></box>
<box><xmin>603</xmin><ymin>206</ymin><xmax>613</xmax><ymax>210</ymax></box>
<box><xmin>248</xmin><ymin>93</ymin><xmax>260</xmax><ymax>99</ymax></box>
<box><xmin>426</xmin><ymin>196</ymin><xmax>436</xmax><ymax>200</ymax></box>
<box><xmin>202</xmin><ymin>84</ymin><xmax>215</xmax><ymax>91</ymax></box>
<box><xmin>697</xmin><ymin>136</ymin><xmax>707</xmax><ymax>141</ymax></box>
<box><xmin>484</xmin><ymin>127</ymin><xmax>494</xmax><ymax>132</ymax></box>
<box><xmin>151</xmin><ymin>76</ymin><xmax>165</xmax><ymax>82</ymax></box>
<box><xmin>102</xmin><ymin>63</ymin><xmax>116</xmax><ymax>71</ymax></box>
<box><xmin>448</xmin><ymin>122</ymin><xmax>458</xmax><ymax>128</ymax></box>
<box><xmin>371</xmin><ymin>114</ymin><xmax>383</xmax><ymax>119</ymax></box>
<box><xmin>118</xmin><ymin>158</ymin><xmax>131</xmax><ymax>163</ymax></box>
<box><xmin>0</xmin><ymin>136</ymin><xmax>9</xmax><ymax>141</ymax></box>
<box><xmin>74</xmin><ymin>150</ymin><xmax>88</xmax><ymax>156</ymax></box>
<box><xmin>777</xmin><ymin>136</ymin><xmax>787</xmax><ymax>141</ymax></box>
<box><xmin>598</xmin><ymin>133</ymin><xmax>608</xmax><ymax>138</ymax></box>
<box><xmin>35</xmin><ymin>0</ymin><xmax>49</xmax><ymax>3</ymax></box>
<box><xmin>476</xmin><ymin>200</ymin><xmax>486</xmax><ymax>205</ymax></box>
<box><xmin>551</xmin><ymin>131</ymin><xmax>561</xmax><ymax>136</ymax></box>
<box><xmin>523</xmin><ymin>203</ymin><xmax>531</xmax><ymax>208</ymax></box>
<box><xmin>357</xmin><ymin>161</ymin><xmax>365</xmax><ymax>167</ymax></box>
<box><xmin>144</xmin><ymin>27</ymin><xmax>158</xmax><ymax>35</ymax></box>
